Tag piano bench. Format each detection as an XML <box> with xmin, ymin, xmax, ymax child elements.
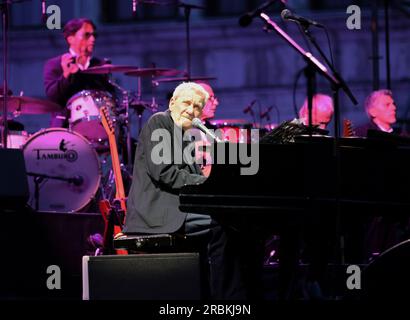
<box><xmin>113</xmin><ymin>233</ymin><xmax>197</xmax><ymax>254</ymax></box>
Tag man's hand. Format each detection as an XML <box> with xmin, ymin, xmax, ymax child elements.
<box><xmin>61</xmin><ymin>53</ymin><xmax>79</xmax><ymax>78</ymax></box>
<box><xmin>195</xmin><ymin>139</ymin><xmax>213</xmax><ymax>177</ymax></box>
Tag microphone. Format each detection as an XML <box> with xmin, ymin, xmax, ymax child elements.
<box><xmin>239</xmin><ymin>0</ymin><xmax>276</xmax><ymax>27</ymax></box>
<box><xmin>70</xmin><ymin>175</ymin><xmax>84</xmax><ymax>187</ymax></box>
<box><xmin>281</xmin><ymin>9</ymin><xmax>324</xmax><ymax>28</ymax></box>
<box><xmin>192</xmin><ymin>118</ymin><xmax>222</xmax><ymax>143</ymax></box>
<box><xmin>243</xmin><ymin>100</ymin><xmax>257</xmax><ymax>114</ymax></box>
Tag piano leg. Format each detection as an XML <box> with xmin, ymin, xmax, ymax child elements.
<box><xmin>208</xmin><ymin>224</ymin><xmax>266</xmax><ymax>300</ymax></box>
<box><xmin>278</xmin><ymin>225</ymin><xmax>302</xmax><ymax>300</ymax></box>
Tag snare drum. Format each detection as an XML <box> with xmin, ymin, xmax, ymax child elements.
<box><xmin>23</xmin><ymin>128</ymin><xmax>101</xmax><ymax>212</ymax></box>
<box><xmin>67</xmin><ymin>90</ymin><xmax>115</xmax><ymax>142</ymax></box>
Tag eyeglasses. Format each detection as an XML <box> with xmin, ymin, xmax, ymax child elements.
<box><xmin>82</xmin><ymin>32</ymin><xmax>98</xmax><ymax>40</ymax></box>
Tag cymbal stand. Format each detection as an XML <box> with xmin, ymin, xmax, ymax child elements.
<box><xmin>0</xmin><ymin>1</ymin><xmax>8</xmax><ymax>148</ymax></box>
<box><xmin>1</xmin><ymin>0</ymin><xmax>30</xmax><ymax>148</ymax></box>
<box><xmin>108</xmin><ymin>78</ymin><xmax>133</xmax><ymax>168</ymax></box>
<box><xmin>178</xmin><ymin>1</ymin><xmax>206</xmax><ymax>79</ymax></box>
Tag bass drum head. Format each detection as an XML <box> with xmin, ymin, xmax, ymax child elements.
<box><xmin>23</xmin><ymin>128</ymin><xmax>101</xmax><ymax>212</ymax></box>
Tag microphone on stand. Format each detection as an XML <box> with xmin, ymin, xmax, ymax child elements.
<box><xmin>243</xmin><ymin>100</ymin><xmax>257</xmax><ymax>114</ymax></box>
<box><xmin>280</xmin><ymin>9</ymin><xmax>324</xmax><ymax>28</ymax></box>
<box><xmin>192</xmin><ymin>118</ymin><xmax>222</xmax><ymax>143</ymax></box>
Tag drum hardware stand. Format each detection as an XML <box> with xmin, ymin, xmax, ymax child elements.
<box><xmin>108</xmin><ymin>78</ymin><xmax>133</xmax><ymax>169</ymax></box>
<box><xmin>177</xmin><ymin>1</ymin><xmax>206</xmax><ymax>79</ymax></box>
<box><xmin>26</xmin><ymin>171</ymin><xmax>83</xmax><ymax>212</ymax></box>
<box><xmin>0</xmin><ymin>0</ymin><xmax>29</xmax><ymax>148</ymax></box>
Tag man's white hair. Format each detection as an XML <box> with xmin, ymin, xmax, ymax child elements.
<box><xmin>299</xmin><ymin>93</ymin><xmax>334</xmax><ymax>119</ymax></box>
<box><xmin>172</xmin><ymin>82</ymin><xmax>210</xmax><ymax>106</ymax></box>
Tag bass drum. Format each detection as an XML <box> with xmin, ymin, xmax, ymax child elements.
<box><xmin>23</xmin><ymin>128</ymin><xmax>101</xmax><ymax>212</ymax></box>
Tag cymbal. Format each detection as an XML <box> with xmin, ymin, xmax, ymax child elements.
<box><xmin>125</xmin><ymin>68</ymin><xmax>182</xmax><ymax>78</ymax></box>
<box><xmin>154</xmin><ymin>76</ymin><xmax>216</xmax><ymax>83</ymax></box>
<box><xmin>0</xmin><ymin>96</ymin><xmax>62</xmax><ymax>114</ymax></box>
<box><xmin>81</xmin><ymin>64</ymin><xmax>140</xmax><ymax>74</ymax></box>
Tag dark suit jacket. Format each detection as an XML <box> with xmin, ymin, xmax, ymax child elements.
<box><xmin>43</xmin><ymin>55</ymin><xmax>114</xmax><ymax>107</ymax></box>
<box><xmin>123</xmin><ymin>110</ymin><xmax>207</xmax><ymax>234</ymax></box>
<box><xmin>355</xmin><ymin>121</ymin><xmax>402</xmax><ymax>137</ymax></box>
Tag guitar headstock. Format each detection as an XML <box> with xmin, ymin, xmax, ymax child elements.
<box><xmin>100</xmin><ymin>106</ymin><xmax>115</xmax><ymax>136</ymax></box>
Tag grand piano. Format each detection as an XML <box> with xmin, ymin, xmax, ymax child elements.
<box><xmin>179</xmin><ymin>130</ymin><xmax>410</xmax><ymax>299</ymax></box>
<box><xmin>180</xmin><ymin>133</ymin><xmax>410</xmax><ymax>230</ymax></box>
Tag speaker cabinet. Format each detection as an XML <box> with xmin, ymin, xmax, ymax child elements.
<box><xmin>0</xmin><ymin>148</ymin><xmax>28</xmax><ymax>210</ymax></box>
<box><xmin>82</xmin><ymin>253</ymin><xmax>201</xmax><ymax>300</ymax></box>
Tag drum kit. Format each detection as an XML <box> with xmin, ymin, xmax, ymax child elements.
<box><xmin>0</xmin><ymin>64</ymin><xmax>226</xmax><ymax>213</ymax></box>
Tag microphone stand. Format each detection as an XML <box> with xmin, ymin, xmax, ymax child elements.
<box><xmin>26</xmin><ymin>172</ymin><xmax>81</xmax><ymax>212</ymax></box>
<box><xmin>300</xmin><ymin>24</ymin><xmax>359</xmax><ymax>266</ymax></box>
<box><xmin>1</xmin><ymin>0</ymin><xmax>10</xmax><ymax>148</ymax></box>
<box><xmin>300</xmin><ymin>24</ymin><xmax>358</xmax><ymax>136</ymax></box>
<box><xmin>259</xmin><ymin>13</ymin><xmax>348</xmax><ymax>298</ymax></box>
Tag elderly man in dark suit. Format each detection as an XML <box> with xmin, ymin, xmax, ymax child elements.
<box><xmin>123</xmin><ymin>82</ymin><xmax>210</xmax><ymax>236</ymax></box>
<box><xmin>124</xmin><ymin>82</ymin><xmax>265</xmax><ymax>300</ymax></box>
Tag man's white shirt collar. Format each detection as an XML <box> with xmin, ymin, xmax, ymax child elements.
<box><xmin>69</xmin><ymin>48</ymin><xmax>91</xmax><ymax>70</ymax></box>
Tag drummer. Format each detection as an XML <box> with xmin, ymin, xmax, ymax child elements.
<box><xmin>43</xmin><ymin>17</ymin><xmax>115</xmax><ymax>126</ymax></box>
<box><xmin>194</xmin><ymin>81</ymin><xmax>220</xmax><ymax>177</ymax></box>
<box><xmin>196</xmin><ymin>81</ymin><xmax>219</xmax><ymax>128</ymax></box>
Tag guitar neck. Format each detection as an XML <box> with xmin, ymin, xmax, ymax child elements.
<box><xmin>108</xmin><ymin>134</ymin><xmax>126</xmax><ymax>200</ymax></box>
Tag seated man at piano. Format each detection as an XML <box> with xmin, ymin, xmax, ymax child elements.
<box><xmin>298</xmin><ymin>93</ymin><xmax>334</xmax><ymax>130</ymax></box>
<box><xmin>353</xmin><ymin>89</ymin><xmax>409</xmax><ymax>260</ymax></box>
<box><xmin>43</xmin><ymin>17</ymin><xmax>114</xmax><ymax>126</ymax></box>
<box><xmin>277</xmin><ymin>93</ymin><xmax>335</xmax><ymax>299</ymax></box>
<box><xmin>123</xmin><ymin>82</ymin><xmax>262</xmax><ymax>299</ymax></box>
<box><xmin>355</xmin><ymin>89</ymin><xmax>398</xmax><ymax>137</ymax></box>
